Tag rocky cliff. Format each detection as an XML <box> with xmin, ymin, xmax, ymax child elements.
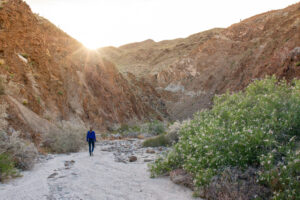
<box><xmin>0</xmin><ymin>0</ymin><xmax>165</xmax><ymax>138</ymax></box>
<box><xmin>99</xmin><ymin>2</ymin><xmax>300</xmax><ymax>120</ymax></box>
<box><xmin>1</xmin><ymin>0</ymin><xmax>300</xmax><ymax>139</ymax></box>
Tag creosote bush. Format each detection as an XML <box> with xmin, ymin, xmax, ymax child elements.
<box><xmin>42</xmin><ymin>126</ymin><xmax>85</xmax><ymax>153</ymax></box>
<box><xmin>150</xmin><ymin>76</ymin><xmax>300</xmax><ymax>199</ymax></box>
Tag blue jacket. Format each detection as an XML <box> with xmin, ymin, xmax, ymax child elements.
<box><xmin>86</xmin><ymin>131</ymin><xmax>96</xmax><ymax>142</ymax></box>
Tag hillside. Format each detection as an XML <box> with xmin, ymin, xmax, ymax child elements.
<box><xmin>99</xmin><ymin>2</ymin><xmax>300</xmax><ymax>120</ymax></box>
<box><xmin>0</xmin><ymin>0</ymin><xmax>166</xmax><ymax>139</ymax></box>
<box><xmin>1</xmin><ymin>0</ymin><xmax>300</xmax><ymax>137</ymax></box>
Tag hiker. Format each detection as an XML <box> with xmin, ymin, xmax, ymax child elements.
<box><xmin>86</xmin><ymin>127</ymin><xmax>96</xmax><ymax>156</ymax></box>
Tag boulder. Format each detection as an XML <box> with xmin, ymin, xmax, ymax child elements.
<box><xmin>129</xmin><ymin>155</ymin><xmax>137</xmax><ymax>162</ymax></box>
<box><xmin>146</xmin><ymin>149</ymin><xmax>155</xmax><ymax>154</ymax></box>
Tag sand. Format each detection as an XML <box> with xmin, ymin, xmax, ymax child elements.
<box><xmin>0</xmin><ymin>140</ymin><xmax>200</xmax><ymax>200</ymax></box>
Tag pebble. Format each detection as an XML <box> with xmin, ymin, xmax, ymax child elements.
<box><xmin>98</xmin><ymin>139</ymin><xmax>169</xmax><ymax>164</ymax></box>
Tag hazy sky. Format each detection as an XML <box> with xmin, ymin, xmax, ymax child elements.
<box><xmin>25</xmin><ymin>0</ymin><xmax>299</xmax><ymax>49</ymax></box>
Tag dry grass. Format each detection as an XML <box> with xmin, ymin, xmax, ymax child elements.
<box><xmin>142</xmin><ymin>134</ymin><xmax>170</xmax><ymax>147</ymax></box>
<box><xmin>42</xmin><ymin>126</ymin><xmax>85</xmax><ymax>153</ymax></box>
<box><xmin>0</xmin><ymin>102</ymin><xmax>8</xmax><ymax>130</ymax></box>
<box><xmin>0</xmin><ymin>131</ymin><xmax>38</xmax><ymax>170</ymax></box>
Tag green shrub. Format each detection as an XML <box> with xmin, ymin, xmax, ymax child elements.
<box><xmin>22</xmin><ymin>99</ymin><xmax>28</xmax><ymax>105</ymax></box>
<box><xmin>150</xmin><ymin>76</ymin><xmax>300</xmax><ymax>199</ymax></box>
<box><xmin>42</xmin><ymin>126</ymin><xmax>85</xmax><ymax>153</ymax></box>
<box><xmin>0</xmin><ymin>131</ymin><xmax>37</xmax><ymax>182</ymax></box>
<box><xmin>143</xmin><ymin>134</ymin><xmax>170</xmax><ymax>147</ymax></box>
<box><xmin>0</xmin><ymin>153</ymin><xmax>18</xmax><ymax>182</ymax></box>
<box><xmin>165</xmin><ymin>120</ymin><xmax>190</xmax><ymax>144</ymax></box>
<box><xmin>119</xmin><ymin>124</ymin><xmax>129</xmax><ymax>132</ymax></box>
<box><xmin>111</xmin><ymin>123</ymin><xmax>142</xmax><ymax>138</ymax></box>
<box><xmin>20</xmin><ymin>53</ymin><xmax>29</xmax><ymax>59</ymax></box>
<box><xmin>148</xmin><ymin>120</ymin><xmax>165</xmax><ymax>135</ymax></box>
<box><xmin>0</xmin><ymin>78</ymin><xmax>4</xmax><ymax>95</ymax></box>
<box><xmin>0</xmin><ymin>131</ymin><xmax>38</xmax><ymax>170</ymax></box>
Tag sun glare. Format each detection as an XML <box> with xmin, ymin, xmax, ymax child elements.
<box><xmin>82</xmin><ymin>39</ymin><xmax>100</xmax><ymax>50</ymax></box>
<box><xmin>25</xmin><ymin>0</ymin><xmax>299</xmax><ymax>49</ymax></box>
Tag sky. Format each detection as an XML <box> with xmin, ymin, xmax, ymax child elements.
<box><xmin>25</xmin><ymin>0</ymin><xmax>299</xmax><ymax>49</ymax></box>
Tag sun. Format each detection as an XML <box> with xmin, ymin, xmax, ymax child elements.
<box><xmin>81</xmin><ymin>39</ymin><xmax>101</xmax><ymax>50</ymax></box>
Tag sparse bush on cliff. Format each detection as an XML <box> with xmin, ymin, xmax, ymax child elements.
<box><xmin>0</xmin><ymin>102</ymin><xmax>8</xmax><ymax>130</ymax></box>
<box><xmin>0</xmin><ymin>77</ymin><xmax>5</xmax><ymax>95</ymax></box>
<box><xmin>150</xmin><ymin>76</ymin><xmax>300</xmax><ymax>199</ymax></box>
<box><xmin>42</xmin><ymin>126</ymin><xmax>85</xmax><ymax>153</ymax></box>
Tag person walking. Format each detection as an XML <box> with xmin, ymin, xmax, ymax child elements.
<box><xmin>86</xmin><ymin>127</ymin><xmax>96</xmax><ymax>156</ymax></box>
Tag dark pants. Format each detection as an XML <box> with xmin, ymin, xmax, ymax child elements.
<box><xmin>88</xmin><ymin>139</ymin><xmax>95</xmax><ymax>156</ymax></box>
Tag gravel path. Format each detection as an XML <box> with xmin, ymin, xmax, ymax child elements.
<box><xmin>0</xmin><ymin>140</ymin><xmax>199</xmax><ymax>200</ymax></box>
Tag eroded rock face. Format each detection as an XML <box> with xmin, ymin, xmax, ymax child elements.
<box><xmin>0</xmin><ymin>0</ymin><xmax>163</xmax><ymax>136</ymax></box>
<box><xmin>100</xmin><ymin>3</ymin><xmax>300</xmax><ymax>120</ymax></box>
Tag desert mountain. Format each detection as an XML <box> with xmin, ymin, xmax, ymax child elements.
<box><xmin>0</xmin><ymin>0</ymin><xmax>300</xmax><ymax>139</ymax></box>
<box><xmin>0</xmin><ymin>0</ymin><xmax>165</xmax><ymax>139</ymax></box>
<box><xmin>99</xmin><ymin>2</ymin><xmax>300</xmax><ymax>120</ymax></box>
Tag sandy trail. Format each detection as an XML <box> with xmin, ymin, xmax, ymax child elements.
<box><xmin>0</xmin><ymin>140</ymin><xmax>199</xmax><ymax>200</ymax></box>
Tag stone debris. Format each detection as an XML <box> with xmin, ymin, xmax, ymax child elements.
<box><xmin>64</xmin><ymin>160</ymin><xmax>75</xmax><ymax>167</ymax></box>
<box><xmin>129</xmin><ymin>156</ymin><xmax>137</xmax><ymax>162</ymax></box>
<box><xmin>146</xmin><ymin>149</ymin><xmax>155</xmax><ymax>154</ymax></box>
<box><xmin>98</xmin><ymin>139</ymin><xmax>169</xmax><ymax>164</ymax></box>
<box><xmin>48</xmin><ymin>172</ymin><xmax>58</xmax><ymax>179</ymax></box>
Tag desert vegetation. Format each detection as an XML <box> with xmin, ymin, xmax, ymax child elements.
<box><xmin>0</xmin><ymin>131</ymin><xmax>38</xmax><ymax>182</ymax></box>
<box><xmin>150</xmin><ymin>76</ymin><xmax>300</xmax><ymax>199</ymax></box>
<box><xmin>110</xmin><ymin>120</ymin><xmax>166</xmax><ymax>139</ymax></box>
<box><xmin>147</xmin><ymin>120</ymin><xmax>165</xmax><ymax>135</ymax></box>
<box><xmin>42</xmin><ymin>126</ymin><xmax>86</xmax><ymax>153</ymax></box>
<box><xmin>0</xmin><ymin>122</ymin><xmax>86</xmax><ymax>182</ymax></box>
<box><xmin>0</xmin><ymin>77</ymin><xmax>4</xmax><ymax>95</ymax></box>
<box><xmin>142</xmin><ymin>120</ymin><xmax>189</xmax><ymax>147</ymax></box>
<box><xmin>142</xmin><ymin>134</ymin><xmax>170</xmax><ymax>147</ymax></box>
